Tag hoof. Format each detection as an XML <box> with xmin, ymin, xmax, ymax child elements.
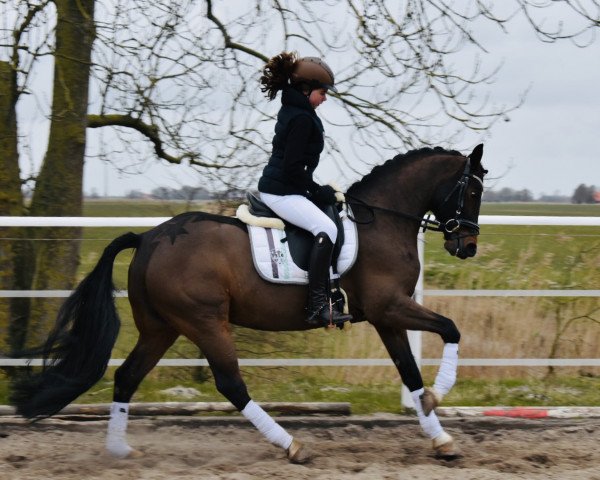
<box><xmin>126</xmin><ymin>449</ymin><xmax>144</xmax><ymax>459</ymax></box>
<box><xmin>420</xmin><ymin>387</ymin><xmax>441</xmax><ymax>416</ymax></box>
<box><xmin>286</xmin><ymin>439</ymin><xmax>312</xmax><ymax>464</ymax></box>
<box><xmin>106</xmin><ymin>446</ymin><xmax>144</xmax><ymax>459</ymax></box>
<box><xmin>433</xmin><ymin>433</ymin><xmax>461</xmax><ymax>460</ymax></box>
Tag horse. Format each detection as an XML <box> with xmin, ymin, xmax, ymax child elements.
<box><xmin>11</xmin><ymin>144</ymin><xmax>486</xmax><ymax>463</ymax></box>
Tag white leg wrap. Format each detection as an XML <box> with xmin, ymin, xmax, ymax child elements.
<box><xmin>410</xmin><ymin>388</ymin><xmax>443</xmax><ymax>440</ymax></box>
<box><xmin>433</xmin><ymin>343</ymin><xmax>459</xmax><ymax>397</ymax></box>
<box><xmin>241</xmin><ymin>400</ymin><xmax>293</xmax><ymax>450</ymax></box>
<box><xmin>106</xmin><ymin>402</ymin><xmax>133</xmax><ymax>458</ymax></box>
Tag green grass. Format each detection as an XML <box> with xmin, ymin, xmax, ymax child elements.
<box><xmin>1</xmin><ymin>373</ymin><xmax>598</xmax><ymax>414</ymax></box>
<box><xmin>444</xmin><ymin>376</ymin><xmax>600</xmax><ymax>407</ymax></box>
<box><xmin>424</xmin><ymin>203</ymin><xmax>600</xmax><ymax>290</ymax></box>
<box><xmin>2</xmin><ymin>370</ymin><xmax>596</xmax><ymax>412</ymax></box>
<box><xmin>1</xmin><ymin>200</ymin><xmax>598</xmax><ymax>412</ymax></box>
<box><xmin>424</xmin><ymin>224</ymin><xmax>600</xmax><ymax>289</ymax></box>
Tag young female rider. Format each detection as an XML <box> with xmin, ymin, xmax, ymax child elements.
<box><xmin>258</xmin><ymin>52</ymin><xmax>353</xmax><ymax>327</ymax></box>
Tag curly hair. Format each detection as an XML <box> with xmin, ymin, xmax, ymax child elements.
<box><xmin>260</xmin><ymin>51</ymin><xmax>298</xmax><ymax>101</ymax></box>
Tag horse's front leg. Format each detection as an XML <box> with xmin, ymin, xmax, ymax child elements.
<box><xmin>372</xmin><ymin>300</ymin><xmax>461</xmax><ymax>458</ymax></box>
<box><xmin>373</xmin><ymin>324</ymin><xmax>459</xmax><ymax>458</ymax></box>
<box><xmin>382</xmin><ymin>295</ymin><xmax>461</xmax><ymax>411</ymax></box>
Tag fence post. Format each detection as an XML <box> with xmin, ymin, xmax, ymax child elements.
<box><xmin>401</xmin><ymin>232</ymin><xmax>425</xmax><ymax>409</ymax></box>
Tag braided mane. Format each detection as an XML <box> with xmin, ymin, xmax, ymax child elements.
<box><xmin>347</xmin><ymin>146</ymin><xmax>463</xmax><ymax>196</ymax></box>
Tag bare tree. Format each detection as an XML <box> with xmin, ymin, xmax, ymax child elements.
<box><xmin>1</xmin><ymin>0</ymin><xmax>95</xmax><ymax>349</ymax></box>
<box><xmin>1</xmin><ymin>0</ymin><xmax>599</xmax><ymax>349</ymax></box>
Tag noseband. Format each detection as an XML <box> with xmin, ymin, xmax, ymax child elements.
<box><xmin>345</xmin><ymin>156</ymin><xmax>484</xmax><ymax>236</ymax></box>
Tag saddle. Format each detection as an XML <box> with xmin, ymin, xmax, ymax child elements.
<box><xmin>236</xmin><ymin>193</ymin><xmax>358</xmax><ymax>285</ymax></box>
<box><xmin>246</xmin><ymin>193</ymin><xmax>345</xmax><ymax>270</ymax></box>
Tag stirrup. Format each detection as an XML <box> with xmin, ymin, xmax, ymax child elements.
<box><xmin>306</xmin><ymin>302</ymin><xmax>352</xmax><ymax>327</ymax></box>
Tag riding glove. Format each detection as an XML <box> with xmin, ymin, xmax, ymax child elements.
<box><xmin>310</xmin><ymin>185</ymin><xmax>337</xmax><ymax>206</ymax></box>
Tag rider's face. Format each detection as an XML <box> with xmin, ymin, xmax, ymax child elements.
<box><xmin>309</xmin><ymin>88</ymin><xmax>327</xmax><ymax>109</ymax></box>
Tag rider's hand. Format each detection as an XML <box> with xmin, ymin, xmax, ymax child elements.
<box><xmin>310</xmin><ymin>185</ymin><xmax>337</xmax><ymax>206</ymax></box>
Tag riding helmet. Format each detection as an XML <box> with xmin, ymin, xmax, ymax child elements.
<box><xmin>291</xmin><ymin>57</ymin><xmax>337</xmax><ymax>93</ymax></box>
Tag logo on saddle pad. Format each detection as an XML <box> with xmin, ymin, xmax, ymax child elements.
<box><xmin>238</xmin><ymin>204</ymin><xmax>359</xmax><ymax>285</ymax></box>
<box><xmin>270</xmin><ymin>247</ymin><xmax>286</xmax><ymax>266</ymax></box>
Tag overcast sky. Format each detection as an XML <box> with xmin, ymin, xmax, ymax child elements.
<box><xmin>453</xmin><ymin>12</ymin><xmax>600</xmax><ymax>198</ymax></box>
<box><xmin>77</xmin><ymin>9</ymin><xmax>600</xmax><ymax>199</ymax></box>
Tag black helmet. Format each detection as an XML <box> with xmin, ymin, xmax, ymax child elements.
<box><xmin>291</xmin><ymin>57</ymin><xmax>337</xmax><ymax>93</ymax></box>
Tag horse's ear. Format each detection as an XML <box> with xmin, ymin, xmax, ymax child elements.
<box><xmin>469</xmin><ymin>143</ymin><xmax>483</xmax><ymax>165</ymax></box>
<box><xmin>468</xmin><ymin>144</ymin><xmax>484</xmax><ymax>166</ymax></box>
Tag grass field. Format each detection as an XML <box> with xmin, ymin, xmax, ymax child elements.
<box><xmin>1</xmin><ymin>201</ymin><xmax>598</xmax><ymax>411</ymax></box>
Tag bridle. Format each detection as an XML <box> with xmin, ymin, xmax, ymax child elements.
<box><xmin>438</xmin><ymin>157</ymin><xmax>483</xmax><ymax>236</ymax></box>
<box><xmin>345</xmin><ymin>157</ymin><xmax>484</xmax><ymax>236</ymax></box>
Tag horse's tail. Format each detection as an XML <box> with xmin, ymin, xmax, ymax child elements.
<box><xmin>10</xmin><ymin>232</ymin><xmax>141</xmax><ymax>420</ymax></box>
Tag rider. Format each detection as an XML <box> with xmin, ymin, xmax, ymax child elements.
<box><xmin>258</xmin><ymin>51</ymin><xmax>353</xmax><ymax>327</ymax></box>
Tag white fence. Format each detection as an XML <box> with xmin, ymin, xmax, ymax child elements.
<box><xmin>1</xmin><ymin>215</ymin><xmax>599</xmax><ymax>372</ymax></box>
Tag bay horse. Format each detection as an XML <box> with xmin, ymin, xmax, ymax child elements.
<box><xmin>11</xmin><ymin>145</ymin><xmax>486</xmax><ymax>463</ymax></box>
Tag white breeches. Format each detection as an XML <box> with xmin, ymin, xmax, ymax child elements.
<box><xmin>260</xmin><ymin>192</ymin><xmax>337</xmax><ymax>243</ymax></box>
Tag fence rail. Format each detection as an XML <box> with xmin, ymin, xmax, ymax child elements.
<box><xmin>1</xmin><ymin>214</ymin><xmax>599</xmax><ymax>227</ymax></box>
<box><xmin>1</xmin><ymin>289</ymin><xmax>599</xmax><ymax>298</ymax></box>
<box><xmin>2</xmin><ymin>358</ymin><xmax>599</xmax><ymax>367</ymax></box>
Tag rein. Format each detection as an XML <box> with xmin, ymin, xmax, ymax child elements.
<box><xmin>344</xmin><ymin>157</ymin><xmax>483</xmax><ymax>236</ymax></box>
<box><xmin>344</xmin><ymin>194</ymin><xmax>442</xmax><ymax>232</ymax></box>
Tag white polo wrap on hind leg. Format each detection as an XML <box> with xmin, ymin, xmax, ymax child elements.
<box><xmin>242</xmin><ymin>400</ymin><xmax>293</xmax><ymax>450</ymax></box>
<box><xmin>410</xmin><ymin>388</ymin><xmax>443</xmax><ymax>439</ymax></box>
<box><xmin>106</xmin><ymin>401</ymin><xmax>133</xmax><ymax>458</ymax></box>
<box><xmin>433</xmin><ymin>343</ymin><xmax>459</xmax><ymax>399</ymax></box>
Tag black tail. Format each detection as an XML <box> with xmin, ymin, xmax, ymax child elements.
<box><xmin>10</xmin><ymin>232</ymin><xmax>141</xmax><ymax>420</ymax></box>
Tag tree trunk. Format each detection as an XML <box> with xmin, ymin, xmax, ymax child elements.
<box><xmin>0</xmin><ymin>60</ymin><xmax>32</xmax><ymax>355</ymax></box>
<box><xmin>26</xmin><ymin>0</ymin><xmax>96</xmax><ymax>345</ymax></box>
<box><xmin>0</xmin><ymin>61</ymin><xmax>21</xmax><ymax>214</ymax></box>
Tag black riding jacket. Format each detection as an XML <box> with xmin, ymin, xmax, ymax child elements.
<box><xmin>258</xmin><ymin>86</ymin><xmax>324</xmax><ymax>197</ymax></box>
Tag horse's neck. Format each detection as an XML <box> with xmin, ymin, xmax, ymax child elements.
<box><xmin>353</xmin><ymin>157</ymin><xmax>453</xmax><ymax>281</ymax></box>
<box><xmin>361</xmin><ymin>157</ymin><xmax>443</xmax><ymax>219</ymax></box>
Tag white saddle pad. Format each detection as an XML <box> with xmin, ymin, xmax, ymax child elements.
<box><xmin>247</xmin><ymin>207</ymin><xmax>358</xmax><ymax>285</ymax></box>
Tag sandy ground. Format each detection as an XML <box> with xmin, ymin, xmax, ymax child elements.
<box><xmin>0</xmin><ymin>414</ymin><xmax>599</xmax><ymax>479</ymax></box>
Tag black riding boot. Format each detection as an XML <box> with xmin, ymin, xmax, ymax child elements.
<box><xmin>306</xmin><ymin>232</ymin><xmax>353</xmax><ymax>326</ymax></box>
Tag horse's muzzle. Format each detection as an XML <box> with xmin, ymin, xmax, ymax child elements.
<box><xmin>444</xmin><ymin>234</ymin><xmax>478</xmax><ymax>259</ymax></box>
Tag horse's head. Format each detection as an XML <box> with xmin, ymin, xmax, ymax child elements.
<box><xmin>431</xmin><ymin>144</ymin><xmax>487</xmax><ymax>259</ymax></box>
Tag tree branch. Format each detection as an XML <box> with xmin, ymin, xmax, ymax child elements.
<box><xmin>205</xmin><ymin>0</ymin><xmax>268</xmax><ymax>62</ymax></box>
<box><xmin>87</xmin><ymin>114</ymin><xmax>240</xmax><ymax>169</ymax></box>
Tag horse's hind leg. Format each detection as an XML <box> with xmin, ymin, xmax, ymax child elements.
<box><xmin>374</xmin><ymin>324</ymin><xmax>459</xmax><ymax>459</ymax></box>
<box><xmin>189</xmin><ymin>319</ymin><xmax>310</xmax><ymax>464</ymax></box>
<box><xmin>106</xmin><ymin>323</ymin><xmax>178</xmax><ymax>458</ymax></box>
